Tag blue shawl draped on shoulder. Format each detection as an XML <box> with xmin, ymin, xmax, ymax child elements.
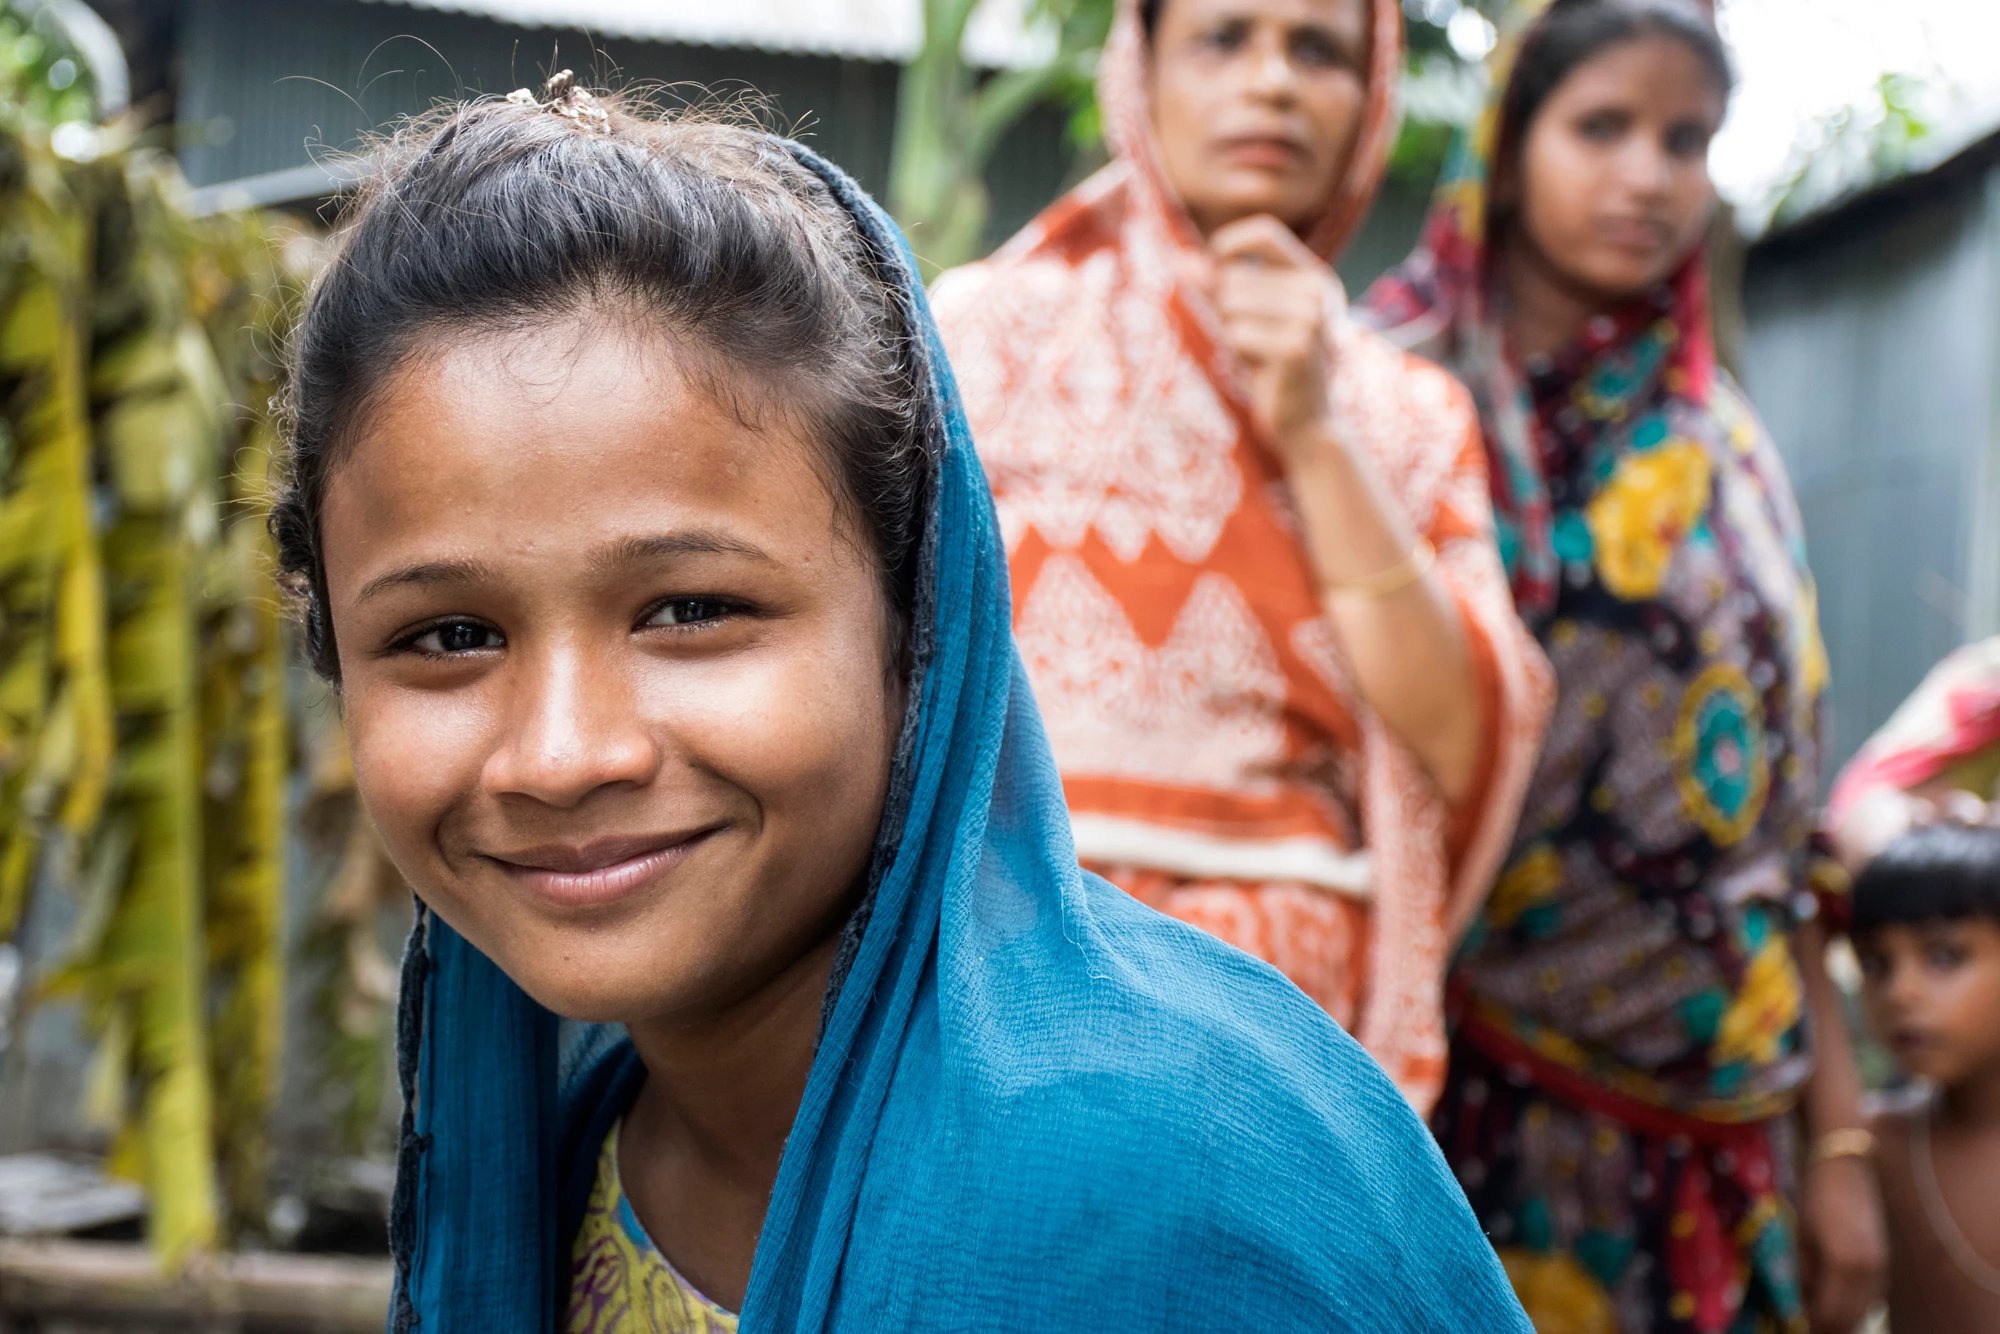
<box><xmin>387</xmin><ymin>142</ymin><xmax>1531</xmax><ymax>1332</ymax></box>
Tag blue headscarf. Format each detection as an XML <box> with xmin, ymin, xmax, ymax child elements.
<box><xmin>386</xmin><ymin>142</ymin><xmax>1531</xmax><ymax>1332</ymax></box>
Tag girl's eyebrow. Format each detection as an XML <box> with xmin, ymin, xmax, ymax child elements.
<box><xmin>358</xmin><ymin>558</ymin><xmax>492</xmax><ymax>602</ymax></box>
<box><xmin>591</xmin><ymin>531</ymin><xmax>775</xmax><ymax>570</ymax></box>
<box><xmin>353</xmin><ymin>532</ymin><xmax>773</xmax><ymax>603</ymax></box>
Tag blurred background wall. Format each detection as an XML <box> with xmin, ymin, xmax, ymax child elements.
<box><xmin>1744</xmin><ymin>129</ymin><xmax>2000</xmax><ymax>771</ymax></box>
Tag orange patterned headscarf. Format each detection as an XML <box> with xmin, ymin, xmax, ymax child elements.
<box><xmin>933</xmin><ymin>0</ymin><xmax>1550</xmax><ymax>1108</ymax></box>
<box><xmin>1093</xmin><ymin>0</ymin><xmax>1406</xmax><ymax>263</ymax></box>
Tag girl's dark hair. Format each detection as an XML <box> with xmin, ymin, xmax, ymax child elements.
<box><xmin>1501</xmin><ymin>0</ymin><xmax>1733</xmax><ymax>156</ymax></box>
<box><xmin>272</xmin><ymin>87</ymin><xmax>931</xmax><ymax>681</ymax></box>
<box><xmin>1853</xmin><ymin>822</ymin><xmax>2000</xmax><ymax>936</ymax></box>
<box><xmin>1140</xmin><ymin>0</ymin><xmax>1164</xmax><ymax>38</ymax></box>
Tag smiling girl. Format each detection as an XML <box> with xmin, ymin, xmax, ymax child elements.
<box><xmin>274</xmin><ymin>80</ymin><xmax>1532</xmax><ymax>1332</ymax></box>
<box><xmin>1363</xmin><ymin>1</ymin><xmax>1883</xmax><ymax>1330</ymax></box>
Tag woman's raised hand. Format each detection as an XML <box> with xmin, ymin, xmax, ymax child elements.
<box><xmin>1204</xmin><ymin>215</ymin><xmax>1484</xmax><ymax>806</ymax></box>
<box><xmin>1208</xmin><ymin>215</ymin><xmax>1346</xmax><ymax>465</ymax></box>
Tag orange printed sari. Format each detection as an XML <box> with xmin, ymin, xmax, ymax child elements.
<box><xmin>931</xmin><ymin>0</ymin><xmax>1550</xmax><ymax>1108</ymax></box>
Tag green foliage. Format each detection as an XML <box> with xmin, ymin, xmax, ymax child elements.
<box><xmin>1391</xmin><ymin>1</ymin><xmax>1504</xmax><ymax>185</ymax></box>
<box><xmin>1028</xmin><ymin>0</ymin><xmax>1117</xmax><ymax>150</ymax></box>
<box><xmin>0</xmin><ymin>0</ymin><xmax>303</xmax><ymax>1265</ymax></box>
<box><xmin>1765</xmin><ymin>72</ymin><xmax>1939</xmax><ymax>231</ymax></box>
<box><xmin>889</xmin><ymin>0</ymin><xmax>1116</xmax><ymax>277</ymax></box>
<box><xmin>0</xmin><ymin>7</ymin><xmax>97</xmax><ymax>127</ymax></box>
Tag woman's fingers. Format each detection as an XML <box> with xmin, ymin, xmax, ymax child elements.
<box><xmin>1207</xmin><ymin>216</ymin><xmax>1335</xmax><ymax>450</ymax></box>
<box><xmin>1215</xmin><ymin>264</ymin><xmax>1323</xmax><ymax>369</ymax></box>
<box><xmin>1211</xmin><ymin>217</ymin><xmax>1327</xmax><ymax>354</ymax></box>
<box><xmin>1210</xmin><ymin>214</ymin><xmax>1322</xmax><ymax>273</ymax></box>
<box><xmin>1218</xmin><ymin>316</ymin><xmax>1316</xmax><ymax>366</ymax></box>
<box><xmin>1214</xmin><ymin>268</ymin><xmax>1321</xmax><ymax>319</ymax></box>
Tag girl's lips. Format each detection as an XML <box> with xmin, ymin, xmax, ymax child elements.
<box><xmin>487</xmin><ymin>830</ymin><xmax>715</xmax><ymax>910</ymax></box>
<box><xmin>1597</xmin><ymin>217</ymin><xmax>1673</xmax><ymax>252</ymax></box>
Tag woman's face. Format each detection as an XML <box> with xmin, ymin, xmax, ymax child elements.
<box><xmin>1508</xmin><ymin>34</ymin><xmax>1725</xmax><ymax>301</ymax></box>
<box><xmin>1147</xmin><ymin>0</ymin><xmax>1370</xmax><ymax>238</ymax></box>
<box><xmin>320</xmin><ymin>320</ymin><xmax>903</xmax><ymax>1026</ymax></box>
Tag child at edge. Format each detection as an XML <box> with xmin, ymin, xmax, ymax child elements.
<box><xmin>1854</xmin><ymin>821</ymin><xmax>2000</xmax><ymax>1331</ymax></box>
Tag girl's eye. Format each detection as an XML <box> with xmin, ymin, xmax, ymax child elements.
<box><xmin>404</xmin><ymin>620</ymin><xmax>503</xmax><ymax>656</ymax></box>
<box><xmin>644</xmin><ymin>597</ymin><xmax>731</xmax><ymax>629</ymax></box>
<box><xmin>1576</xmin><ymin>110</ymin><xmax>1628</xmax><ymax>143</ymax></box>
<box><xmin>1665</xmin><ymin>121</ymin><xmax>1712</xmax><ymax>159</ymax></box>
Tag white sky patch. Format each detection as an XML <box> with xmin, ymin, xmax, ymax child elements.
<box><xmin>1712</xmin><ymin>0</ymin><xmax>2000</xmax><ymax>217</ymax></box>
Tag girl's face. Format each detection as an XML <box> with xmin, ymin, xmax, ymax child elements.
<box><xmin>1148</xmin><ymin>0</ymin><xmax>1370</xmax><ymax>238</ymax></box>
<box><xmin>320</xmin><ymin>321</ymin><xmax>903</xmax><ymax>1025</ymax></box>
<box><xmin>1507</xmin><ymin>34</ymin><xmax>1725</xmax><ymax>302</ymax></box>
<box><xmin>1858</xmin><ymin>917</ymin><xmax>2000</xmax><ymax>1088</ymax></box>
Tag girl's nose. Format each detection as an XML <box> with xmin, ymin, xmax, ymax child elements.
<box><xmin>481</xmin><ymin>642</ymin><xmax>661</xmax><ymax>807</ymax></box>
<box><xmin>1621</xmin><ymin>137</ymin><xmax>1674</xmax><ymax>197</ymax></box>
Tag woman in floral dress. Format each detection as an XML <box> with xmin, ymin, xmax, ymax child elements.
<box><xmin>1362</xmin><ymin>1</ymin><xmax>1884</xmax><ymax>1329</ymax></box>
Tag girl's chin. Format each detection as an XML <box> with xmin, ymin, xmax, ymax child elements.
<box><xmin>431</xmin><ymin>910</ymin><xmax>699</xmax><ymax>1024</ymax></box>
<box><xmin>1566</xmin><ymin>256</ymin><xmax>1680</xmax><ymax>305</ymax></box>
<box><xmin>507</xmin><ymin>966</ymin><xmax>681</xmax><ymax>1026</ymax></box>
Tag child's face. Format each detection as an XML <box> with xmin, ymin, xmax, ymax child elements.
<box><xmin>1858</xmin><ymin>916</ymin><xmax>2000</xmax><ymax>1087</ymax></box>
<box><xmin>320</xmin><ymin>318</ymin><xmax>904</xmax><ymax>1025</ymax></box>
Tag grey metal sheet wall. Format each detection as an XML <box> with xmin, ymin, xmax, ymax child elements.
<box><xmin>174</xmin><ymin>0</ymin><xmax>1071</xmax><ymax>248</ymax></box>
<box><xmin>1741</xmin><ymin>165</ymin><xmax>2000</xmax><ymax>776</ymax></box>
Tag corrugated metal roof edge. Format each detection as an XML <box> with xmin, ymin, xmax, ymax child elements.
<box><xmin>348</xmin><ymin>0</ymin><xmax>1029</xmax><ymax>66</ymax></box>
<box><xmin>1751</xmin><ymin>121</ymin><xmax>2000</xmax><ymax>254</ymax></box>
<box><xmin>186</xmin><ymin>157</ymin><xmax>373</xmax><ymax>215</ymax></box>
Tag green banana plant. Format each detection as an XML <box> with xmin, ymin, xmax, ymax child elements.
<box><xmin>888</xmin><ymin>0</ymin><xmax>1113</xmax><ymax>278</ymax></box>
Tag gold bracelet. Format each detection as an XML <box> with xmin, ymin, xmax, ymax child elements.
<box><xmin>1320</xmin><ymin>539</ymin><xmax>1436</xmax><ymax>600</ymax></box>
<box><xmin>1808</xmin><ymin>1127</ymin><xmax>1876</xmax><ymax>1167</ymax></box>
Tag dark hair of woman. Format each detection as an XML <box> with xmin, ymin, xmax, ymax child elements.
<box><xmin>1140</xmin><ymin>0</ymin><xmax>1164</xmax><ymax>38</ymax></box>
<box><xmin>1499</xmin><ymin>0</ymin><xmax>1733</xmax><ymax>164</ymax></box>
<box><xmin>270</xmin><ymin>88</ymin><xmax>931</xmax><ymax>681</ymax></box>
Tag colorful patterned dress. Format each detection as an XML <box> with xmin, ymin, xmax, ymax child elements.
<box><xmin>567</xmin><ymin>1124</ymin><xmax>738</xmax><ymax>1334</ymax></box>
<box><xmin>932</xmin><ymin>0</ymin><xmax>1551</xmax><ymax>1111</ymax></box>
<box><xmin>1361</xmin><ymin>7</ymin><xmax>1837</xmax><ymax>1332</ymax></box>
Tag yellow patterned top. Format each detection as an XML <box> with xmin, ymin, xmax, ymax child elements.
<box><xmin>567</xmin><ymin>1123</ymin><xmax>739</xmax><ymax>1334</ymax></box>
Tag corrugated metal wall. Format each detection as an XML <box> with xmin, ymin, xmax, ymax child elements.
<box><xmin>174</xmin><ymin>0</ymin><xmax>1072</xmax><ymax>248</ymax></box>
<box><xmin>1741</xmin><ymin>150</ymin><xmax>2000</xmax><ymax>775</ymax></box>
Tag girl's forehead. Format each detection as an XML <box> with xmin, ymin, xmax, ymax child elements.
<box><xmin>322</xmin><ymin>326</ymin><xmax>842</xmax><ymax>571</ymax></box>
<box><xmin>1553</xmin><ymin>35</ymin><xmax>1725</xmax><ymax>107</ymax></box>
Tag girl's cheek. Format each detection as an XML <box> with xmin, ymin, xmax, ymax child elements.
<box><xmin>1522</xmin><ymin>142</ymin><xmax>1593</xmax><ymax>254</ymax></box>
<box><xmin>683</xmin><ymin>642</ymin><xmax>889</xmax><ymax>806</ymax></box>
<box><xmin>1952</xmin><ymin>959</ymin><xmax>2000</xmax><ymax>1043</ymax></box>
<box><xmin>346</xmin><ymin>683</ymin><xmax>490</xmax><ymax>875</ymax></box>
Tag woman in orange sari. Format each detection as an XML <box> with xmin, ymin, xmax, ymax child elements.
<box><xmin>932</xmin><ymin>0</ymin><xmax>1550</xmax><ymax>1108</ymax></box>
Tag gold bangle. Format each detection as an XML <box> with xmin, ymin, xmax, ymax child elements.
<box><xmin>1809</xmin><ymin>1127</ymin><xmax>1876</xmax><ymax>1166</ymax></box>
<box><xmin>1320</xmin><ymin>539</ymin><xmax>1436</xmax><ymax>600</ymax></box>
